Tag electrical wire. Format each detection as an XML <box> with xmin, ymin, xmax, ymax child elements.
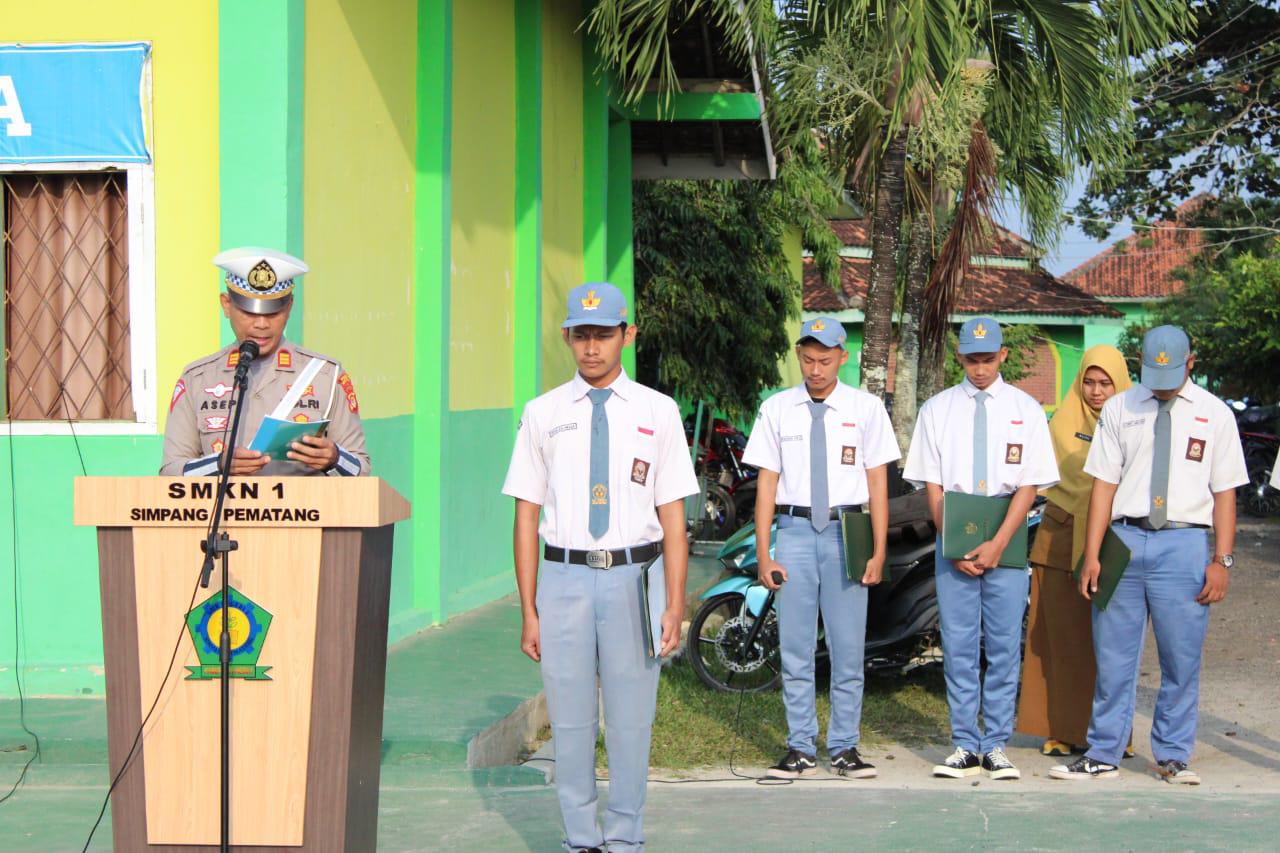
<box><xmin>81</xmin><ymin>381</ymin><xmax>240</xmax><ymax>851</ymax></box>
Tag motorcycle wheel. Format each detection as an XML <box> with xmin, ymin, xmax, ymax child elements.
<box><xmin>697</xmin><ymin>482</ymin><xmax>737</xmax><ymax>541</ymax></box>
<box><xmin>1240</xmin><ymin>451</ymin><xmax>1280</xmax><ymax>517</ymax></box>
<box><xmin>687</xmin><ymin>592</ymin><xmax>782</xmax><ymax>693</ymax></box>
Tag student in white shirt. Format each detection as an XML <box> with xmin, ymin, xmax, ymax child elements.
<box><xmin>503</xmin><ymin>282</ymin><xmax>699</xmax><ymax>852</ymax></box>
<box><xmin>903</xmin><ymin>317</ymin><xmax>1059</xmax><ymax>781</ymax></box>
<box><xmin>743</xmin><ymin>317</ymin><xmax>900</xmax><ymax>780</ymax></box>
<box><xmin>1050</xmin><ymin>326</ymin><xmax>1247</xmax><ymax>785</ymax></box>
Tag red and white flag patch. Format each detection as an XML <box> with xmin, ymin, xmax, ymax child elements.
<box><xmin>169</xmin><ymin>380</ymin><xmax>186</xmax><ymax>413</ymax></box>
<box><xmin>637</xmin><ymin>426</ymin><xmax>654</xmax><ymax>436</ymax></box>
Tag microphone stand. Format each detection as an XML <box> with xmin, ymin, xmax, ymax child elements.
<box><xmin>199</xmin><ymin>347</ymin><xmax>255</xmax><ymax>853</ymax></box>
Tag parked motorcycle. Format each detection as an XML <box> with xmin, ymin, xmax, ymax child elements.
<box><xmin>685</xmin><ymin>416</ymin><xmax>758</xmax><ymax>538</ymax></box>
<box><xmin>1233</xmin><ymin>402</ymin><xmax>1279</xmax><ymax>517</ymax></box>
<box><xmin>686</xmin><ymin>488</ymin><xmax>1045</xmax><ymax>693</ymax></box>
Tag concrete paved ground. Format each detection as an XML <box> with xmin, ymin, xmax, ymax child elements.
<box><xmin>3</xmin><ymin>528</ymin><xmax>1279</xmax><ymax>850</ymax></box>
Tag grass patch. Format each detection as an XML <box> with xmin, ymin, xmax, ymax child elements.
<box><xmin>596</xmin><ymin>658</ymin><xmax>949</xmax><ymax>769</ymax></box>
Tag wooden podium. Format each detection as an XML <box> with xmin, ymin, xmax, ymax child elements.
<box><xmin>74</xmin><ymin>476</ymin><xmax>411</xmax><ymax>850</ymax></box>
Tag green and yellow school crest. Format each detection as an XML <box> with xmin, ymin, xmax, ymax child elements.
<box><xmin>185</xmin><ymin>587</ymin><xmax>273</xmax><ymax>681</ymax></box>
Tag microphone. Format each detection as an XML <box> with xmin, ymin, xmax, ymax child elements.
<box><xmin>233</xmin><ymin>339</ymin><xmax>260</xmax><ymax>386</ymax></box>
<box><xmin>771</xmin><ymin>571</ymin><xmax>784</xmax><ymax>586</ymax></box>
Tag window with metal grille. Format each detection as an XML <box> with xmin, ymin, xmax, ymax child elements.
<box><xmin>2</xmin><ymin>171</ymin><xmax>134</xmax><ymax>421</ymax></box>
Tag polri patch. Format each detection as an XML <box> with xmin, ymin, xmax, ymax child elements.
<box><xmin>170</xmin><ymin>380</ymin><xmax>186</xmax><ymax>413</ymax></box>
<box><xmin>1186</xmin><ymin>437</ymin><xmax>1206</xmax><ymax>462</ymax></box>
<box><xmin>1005</xmin><ymin>443</ymin><xmax>1023</xmax><ymax>465</ymax></box>
<box><xmin>841</xmin><ymin>445</ymin><xmax>857</xmax><ymax>465</ymax></box>
<box><xmin>631</xmin><ymin>458</ymin><xmax>650</xmax><ymax>485</ymax></box>
<box><xmin>337</xmin><ymin>371</ymin><xmax>359</xmax><ymax>413</ymax></box>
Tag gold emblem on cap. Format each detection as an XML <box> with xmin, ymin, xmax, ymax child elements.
<box><xmin>247</xmin><ymin>260</ymin><xmax>278</xmax><ymax>291</ymax></box>
<box><xmin>1155</xmin><ymin>351</ymin><xmax>1169</xmax><ymax>366</ymax></box>
<box><xmin>582</xmin><ymin>290</ymin><xmax>601</xmax><ymax>310</ymax></box>
<box><xmin>973</xmin><ymin>323</ymin><xmax>987</xmax><ymax>339</ymax></box>
<box><xmin>811</xmin><ymin>319</ymin><xmax>826</xmax><ymax>332</ymax></box>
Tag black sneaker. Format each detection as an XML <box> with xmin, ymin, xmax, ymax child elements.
<box><xmin>766</xmin><ymin>748</ymin><xmax>818</xmax><ymax>779</ymax></box>
<box><xmin>1049</xmin><ymin>755</ymin><xmax>1119</xmax><ymax>781</ymax></box>
<box><xmin>1157</xmin><ymin>759</ymin><xmax>1201</xmax><ymax>785</ymax></box>
<box><xmin>981</xmin><ymin>747</ymin><xmax>1021</xmax><ymax>780</ymax></box>
<box><xmin>932</xmin><ymin>747</ymin><xmax>981</xmax><ymax>778</ymax></box>
<box><xmin>830</xmin><ymin>747</ymin><xmax>878</xmax><ymax>779</ymax></box>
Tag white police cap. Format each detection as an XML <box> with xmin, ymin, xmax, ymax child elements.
<box><xmin>213</xmin><ymin>247</ymin><xmax>308</xmax><ymax>315</ymax></box>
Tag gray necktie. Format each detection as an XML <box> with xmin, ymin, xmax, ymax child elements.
<box><xmin>588</xmin><ymin>388</ymin><xmax>612</xmax><ymax>539</ymax></box>
<box><xmin>1149</xmin><ymin>396</ymin><xmax>1176</xmax><ymax>528</ymax></box>
<box><xmin>808</xmin><ymin>400</ymin><xmax>829</xmax><ymax>532</ymax></box>
<box><xmin>972</xmin><ymin>390</ymin><xmax>990</xmax><ymax>494</ymax></box>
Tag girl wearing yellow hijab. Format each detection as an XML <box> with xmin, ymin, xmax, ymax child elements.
<box><xmin>1017</xmin><ymin>345</ymin><xmax>1131</xmax><ymax>754</ymax></box>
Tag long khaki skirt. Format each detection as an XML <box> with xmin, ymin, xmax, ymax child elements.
<box><xmin>1017</xmin><ymin>504</ymin><xmax>1095</xmax><ymax>745</ymax></box>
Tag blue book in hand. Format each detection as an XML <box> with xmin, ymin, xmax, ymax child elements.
<box><xmin>248</xmin><ymin>416</ymin><xmax>331</xmax><ymax>461</ymax></box>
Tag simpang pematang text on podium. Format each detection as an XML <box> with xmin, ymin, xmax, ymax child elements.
<box><xmin>74</xmin><ymin>476</ymin><xmax>411</xmax><ymax>850</ymax></box>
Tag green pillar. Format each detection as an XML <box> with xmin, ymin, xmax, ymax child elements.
<box><xmin>513</xmin><ymin>0</ymin><xmax>543</xmax><ymax>425</ymax></box>
<box><xmin>412</xmin><ymin>0</ymin><xmax>453</xmax><ymax>623</ymax></box>
<box><xmin>218</xmin><ymin>0</ymin><xmax>306</xmax><ymax>344</ymax></box>
<box><xmin>581</xmin><ymin>14</ymin><xmax>609</xmax><ymax>283</ymax></box>
<box><xmin>606</xmin><ymin>113</ymin><xmax>634</xmax><ymax>375</ymax></box>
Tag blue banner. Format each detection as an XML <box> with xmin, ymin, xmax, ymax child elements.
<box><xmin>0</xmin><ymin>42</ymin><xmax>150</xmax><ymax>164</ymax></box>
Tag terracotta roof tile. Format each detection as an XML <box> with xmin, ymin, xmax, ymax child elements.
<box><xmin>1062</xmin><ymin>196</ymin><xmax>1212</xmax><ymax>298</ymax></box>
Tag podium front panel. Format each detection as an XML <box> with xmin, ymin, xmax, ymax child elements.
<box><xmin>132</xmin><ymin>527</ymin><xmax>321</xmax><ymax>846</ymax></box>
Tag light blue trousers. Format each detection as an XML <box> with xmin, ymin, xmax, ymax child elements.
<box><xmin>1086</xmin><ymin>524</ymin><xmax>1210</xmax><ymax>767</ymax></box>
<box><xmin>935</xmin><ymin>538</ymin><xmax>1030</xmax><ymax>753</ymax></box>
<box><xmin>775</xmin><ymin>514</ymin><xmax>869</xmax><ymax>755</ymax></box>
<box><xmin>537</xmin><ymin>558</ymin><xmax>660</xmax><ymax>853</ymax></box>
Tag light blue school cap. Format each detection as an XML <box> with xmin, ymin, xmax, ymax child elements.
<box><xmin>562</xmin><ymin>282</ymin><xmax>628</xmax><ymax>328</ymax></box>
<box><xmin>1141</xmin><ymin>325</ymin><xmax>1190</xmax><ymax>391</ymax></box>
<box><xmin>796</xmin><ymin>316</ymin><xmax>847</xmax><ymax>349</ymax></box>
<box><xmin>957</xmin><ymin>316</ymin><xmax>1003</xmax><ymax>354</ymax></box>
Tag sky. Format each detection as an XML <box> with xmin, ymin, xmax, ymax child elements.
<box><xmin>995</xmin><ymin>175</ymin><xmax>1134</xmax><ymax>277</ymax></box>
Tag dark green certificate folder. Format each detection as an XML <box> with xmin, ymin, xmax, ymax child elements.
<box><xmin>1072</xmin><ymin>528</ymin><xmax>1131</xmax><ymax>611</ymax></box>
<box><xmin>941</xmin><ymin>491</ymin><xmax>1028</xmax><ymax>568</ymax></box>
<box><xmin>840</xmin><ymin>510</ymin><xmax>874</xmax><ymax>582</ymax></box>
<box><xmin>639</xmin><ymin>555</ymin><xmax>666</xmax><ymax>658</ymax></box>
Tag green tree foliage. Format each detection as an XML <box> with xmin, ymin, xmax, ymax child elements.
<box><xmin>942</xmin><ymin>324</ymin><xmax>1041</xmax><ymax>387</ymax></box>
<box><xmin>1116</xmin><ymin>249</ymin><xmax>1280</xmax><ymax>399</ymax></box>
<box><xmin>1077</xmin><ymin>0</ymin><xmax>1280</xmax><ymax>236</ymax></box>
<box><xmin>632</xmin><ymin>166</ymin><xmax>840</xmax><ymax>420</ymax></box>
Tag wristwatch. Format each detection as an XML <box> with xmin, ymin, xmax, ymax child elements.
<box><xmin>1214</xmin><ymin>554</ymin><xmax>1234</xmax><ymax>569</ymax></box>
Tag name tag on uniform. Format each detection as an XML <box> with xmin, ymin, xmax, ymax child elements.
<box><xmin>1075</xmin><ymin>431</ymin><xmax>1092</xmax><ymax>442</ymax></box>
<box><xmin>841</xmin><ymin>446</ymin><xmax>856</xmax><ymax>465</ymax></box>
<box><xmin>548</xmin><ymin>423</ymin><xmax>577</xmax><ymax>438</ymax></box>
<box><xmin>1186</xmin><ymin>437</ymin><xmax>1206</xmax><ymax>462</ymax></box>
<box><xmin>780</xmin><ymin>434</ymin><xmax>803</xmax><ymax>443</ymax></box>
<box><xmin>1122</xmin><ymin>418</ymin><xmax>1146</xmax><ymax>429</ymax></box>
<box><xmin>1005</xmin><ymin>443</ymin><xmax>1023</xmax><ymax>464</ymax></box>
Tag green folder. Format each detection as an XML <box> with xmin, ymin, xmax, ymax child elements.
<box><xmin>941</xmin><ymin>491</ymin><xmax>1028</xmax><ymax>568</ymax></box>
<box><xmin>840</xmin><ymin>510</ymin><xmax>874</xmax><ymax>582</ymax></box>
<box><xmin>639</xmin><ymin>555</ymin><xmax>666</xmax><ymax>658</ymax></box>
<box><xmin>1072</xmin><ymin>528</ymin><xmax>1132</xmax><ymax>611</ymax></box>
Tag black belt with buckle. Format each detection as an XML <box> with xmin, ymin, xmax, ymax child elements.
<box><xmin>1119</xmin><ymin>516</ymin><xmax>1209</xmax><ymax>531</ymax></box>
<box><xmin>543</xmin><ymin>541</ymin><xmax>662</xmax><ymax>569</ymax></box>
<box><xmin>776</xmin><ymin>504</ymin><xmax>862</xmax><ymax>520</ymax></box>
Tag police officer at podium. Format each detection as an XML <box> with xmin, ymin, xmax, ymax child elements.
<box><xmin>161</xmin><ymin>248</ymin><xmax>369</xmax><ymax>477</ymax></box>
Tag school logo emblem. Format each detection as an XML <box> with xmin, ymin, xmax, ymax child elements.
<box><xmin>592</xmin><ymin>483</ymin><xmax>608</xmax><ymax>505</ymax></box>
<box><xmin>1155</xmin><ymin>351</ymin><xmax>1169</xmax><ymax>366</ymax></box>
<box><xmin>631</xmin><ymin>458</ymin><xmax>650</xmax><ymax>485</ymax></box>
<box><xmin>247</xmin><ymin>260</ymin><xmax>278</xmax><ymax>291</ymax></box>
<box><xmin>1005</xmin><ymin>443</ymin><xmax>1023</xmax><ymax>465</ymax></box>
<box><xmin>973</xmin><ymin>323</ymin><xmax>988</xmax><ymax>339</ymax></box>
<box><xmin>811</xmin><ymin>319</ymin><xmax>826</xmax><ymax>332</ymax></box>
<box><xmin>581</xmin><ymin>290</ymin><xmax>601</xmax><ymax>310</ymax></box>
<box><xmin>841</xmin><ymin>446</ymin><xmax>857</xmax><ymax>465</ymax></box>
<box><xmin>1186</xmin><ymin>437</ymin><xmax>1206</xmax><ymax>462</ymax></box>
<box><xmin>185</xmin><ymin>587</ymin><xmax>273</xmax><ymax>681</ymax></box>
<box><xmin>1153</xmin><ymin>496</ymin><xmax>1165</xmax><ymax>508</ymax></box>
